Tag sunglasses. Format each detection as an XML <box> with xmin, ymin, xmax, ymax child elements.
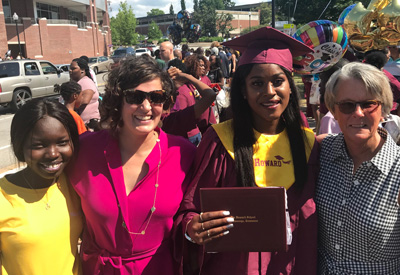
<box><xmin>334</xmin><ymin>100</ymin><xmax>381</xmax><ymax>114</ymax></box>
<box><xmin>123</xmin><ymin>89</ymin><xmax>167</xmax><ymax>105</ymax></box>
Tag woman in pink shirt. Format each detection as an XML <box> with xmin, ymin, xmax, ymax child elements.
<box><xmin>67</xmin><ymin>55</ymin><xmax>196</xmax><ymax>274</ymax></box>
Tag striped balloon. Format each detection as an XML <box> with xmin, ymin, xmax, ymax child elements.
<box><xmin>292</xmin><ymin>20</ymin><xmax>348</xmax><ymax>75</ymax></box>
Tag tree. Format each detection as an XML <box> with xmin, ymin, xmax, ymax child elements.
<box><xmin>274</xmin><ymin>0</ymin><xmax>369</xmax><ymax>25</ymax></box>
<box><xmin>216</xmin><ymin>12</ymin><xmax>234</xmax><ymax>38</ymax></box>
<box><xmin>147</xmin><ymin>8</ymin><xmax>165</xmax><ymax>17</ymax></box>
<box><xmin>181</xmin><ymin>0</ymin><xmax>186</xmax><ymax>11</ymax></box>
<box><xmin>110</xmin><ymin>1</ymin><xmax>137</xmax><ymax>45</ymax></box>
<box><xmin>148</xmin><ymin>21</ymin><xmax>163</xmax><ymax>41</ymax></box>
<box><xmin>193</xmin><ymin>0</ymin><xmax>199</xmax><ymax>12</ymax></box>
<box><xmin>192</xmin><ymin>0</ymin><xmax>228</xmax><ymax>37</ymax></box>
<box><xmin>169</xmin><ymin>4</ymin><xmax>174</xmax><ymax>15</ymax></box>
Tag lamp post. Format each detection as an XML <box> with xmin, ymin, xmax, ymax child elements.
<box><xmin>248</xmin><ymin>11</ymin><xmax>251</xmax><ymax>32</ymax></box>
<box><xmin>13</xmin><ymin>12</ymin><xmax>22</xmax><ymax>58</ymax></box>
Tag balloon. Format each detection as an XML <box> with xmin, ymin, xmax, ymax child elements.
<box><xmin>185</xmin><ymin>24</ymin><xmax>201</xmax><ymax>43</ymax></box>
<box><xmin>167</xmin><ymin>24</ymin><xmax>183</xmax><ymax>45</ymax></box>
<box><xmin>342</xmin><ymin>0</ymin><xmax>400</xmax><ymax>52</ymax></box>
<box><xmin>293</xmin><ymin>20</ymin><xmax>348</xmax><ymax>75</ymax></box>
<box><xmin>176</xmin><ymin>10</ymin><xmax>191</xmax><ymax>31</ymax></box>
<box><xmin>338</xmin><ymin>4</ymin><xmax>356</xmax><ymax>25</ymax></box>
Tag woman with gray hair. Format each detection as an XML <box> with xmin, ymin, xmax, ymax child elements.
<box><xmin>316</xmin><ymin>62</ymin><xmax>400</xmax><ymax>274</ymax></box>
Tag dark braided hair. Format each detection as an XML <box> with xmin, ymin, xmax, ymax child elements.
<box><xmin>230</xmin><ymin>64</ymin><xmax>310</xmax><ymax>190</ymax></box>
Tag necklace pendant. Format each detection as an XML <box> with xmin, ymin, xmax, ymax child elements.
<box><xmin>141</xmin><ymin>230</ymin><xmax>145</xmax><ymax>235</ymax></box>
<box><xmin>45</xmin><ymin>203</ymin><xmax>51</xmax><ymax>210</ymax></box>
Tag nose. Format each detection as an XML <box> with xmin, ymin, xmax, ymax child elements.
<box><xmin>46</xmin><ymin>145</ymin><xmax>60</xmax><ymax>159</ymax></box>
<box><xmin>265</xmin><ymin>83</ymin><xmax>276</xmax><ymax>95</ymax></box>
<box><xmin>140</xmin><ymin>98</ymin><xmax>152</xmax><ymax>110</ymax></box>
<box><xmin>353</xmin><ymin>103</ymin><xmax>365</xmax><ymax>117</ymax></box>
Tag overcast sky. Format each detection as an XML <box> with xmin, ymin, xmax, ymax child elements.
<box><xmin>108</xmin><ymin>0</ymin><xmax>260</xmax><ymax>18</ymax></box>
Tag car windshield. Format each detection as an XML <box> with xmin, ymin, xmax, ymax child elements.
<box><xmin>89</xmin><ymin>58</ymin><xmax>97</xmax><ymax>63</ymax></box>
<box><xmin>0</xmin><ymin>63</ymin><xmax>20</xmax><ymax>78</ymax></box>
<box><xmin>136</xmin><ymin>49</ymin><xmax>146</xmax><ymax>52</ymax></box>
<box><xmin>112</xmin><ymin>49</ymin><xmax>127</xmax><ymax>56</ymax></box>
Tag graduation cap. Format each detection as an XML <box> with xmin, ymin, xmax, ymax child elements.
<box><xmin>222</xmin><ymin>27</ymin><xmax>313</xmax><ymax>72</ymax></box>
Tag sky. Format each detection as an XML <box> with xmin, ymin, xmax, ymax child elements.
<box><xmin>108</xmin><ymin>0</ymin><xmax>256</xmax><ymax>18</ymax></box>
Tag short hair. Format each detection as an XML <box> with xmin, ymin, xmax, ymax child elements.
<box><xmin>325</xmin><ymin>62</ymin><xmax>393</xmax><ymax>116</ymax></box>
<box><xmin>167</xmin><ymin>58</ymin><xmax>187</xmax><ymax>72</ymax></box>
<box><xmin>101</xmin><ymin>55</ymin><xmax>174</xmax><ymax>133</ymax></box>
<box><xmin>364</xmin><ymin>51</ymin><xmax>387</xmax><ymax>69</ymax></box>
<box><xmin>60</xmin><ymin>81</ymin><xmax>82</xmax><ymax>102</ymax></box>
<box><xmin>10</xmin><ymin>99</ymin><xmax>79</xmax><ymax>162</ymax></box>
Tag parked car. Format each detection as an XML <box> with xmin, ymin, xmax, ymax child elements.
<box><xmin>0</xmin><ymin>59</ymin><xmax>69</xmax><ymax>111</ymax></box>
<box><xmin>135</xmin><ymin>48</ymin><xmax>151</xmax><ymax>57</ymax></box>
<box><xmin>110</xmin><ymin>47</ymin><xmax>135</xmax><ymax>69</ymax></box>
<box><xmin>56</xmin><ymin>64</ymin><xmax>70</xmax><ymax>73</ymax></box>
<box><xmin>88</xmin><ymin>56</ymin><xmax>114</xmax><ymax>74</ymax></box>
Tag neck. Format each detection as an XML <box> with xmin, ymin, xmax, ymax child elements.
<box><xmin>345</xmin><ymin>132</ymin><xmax>383</xmax><ymax>171</ymax></box>
<box><xmin>65</xmin><ymin>102</ymin><xmax>75</xmax><ymax>111</ymax></box>
<box><xmin>21</xmin><ymin>168</ymin><xmax>55</xmax><ymax>189</ymax></box>
<box><xmin>253</xmin><ymin>119</ymin><xmax>284</xmax><ymax>135</ymax></box>
<box><xmin>118</xmin><ymin>128</ymin><xmax>158</xmax><ymax>157</ymax></box>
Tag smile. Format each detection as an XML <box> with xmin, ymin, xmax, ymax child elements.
<box><xmin>350</xmin><ymin>123</ymin><xmax>366</xmax><ymax>128</ymax></box>
<box><xmin>40</xmin><ymin>162</ymin><xmax>62</xmax><ymax>172</ymax></box>
<box><xmin>261</xmin><ymin>101</ymin><xmax>280</xmax><ymax>108</ymax></box>
<box><xmin>135</xmin><ymin>115</ymin><xmax>153</xmax><ymax>121</ymax></box>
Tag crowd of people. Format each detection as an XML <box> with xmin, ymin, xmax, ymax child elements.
<box><xmin>1</xmin><ymin>25</ymin><xmax>400</xmax><ymax>275</ymax></box>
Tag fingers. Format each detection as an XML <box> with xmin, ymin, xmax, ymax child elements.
<box><xmin>187</xmin><ymin>211</ymin><xmax>234</xmax><ymax>245</ymax></box>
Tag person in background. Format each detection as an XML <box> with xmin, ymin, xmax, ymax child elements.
<box><xmin>0</xmin><ymin>99</ymin><xmax>82</xmax><ymax>275</ymax></box>
<box><xmin>384</xmin><ymin>43</ymin><xmax>400</xmax><ymax>81</ymax></box>
<box><xmin>160</xmin><ymin>41</ymin><xmax>174</xmax><ymax>65</ymax></box>
<box><xmin>195</xmin><ymin>47</ymin><xmax>204</xmax><ymax>56</ymax></box>
<box><xmin>207</xmin><ymin>54</ymin><xmax>225</xmax><ymax>88</ymax></box>
<box><xmin>174</xmin><ymin>49</ymin><xmax>183</xmax><ymax>60</ymax></box>
<box><xmin>67</xmin><ymin>55</ymin><xmax>196</xmax><ymax>274</ymax></box>
<box><xmin>316</xmin><ymin>62</ymin><xmax>400</xmax><ymax>274</ymax></box>
<box><xmin>60</xmin><ymin>81</ymin><xmax>87</xmax><ymax>135</ymax></box>
<box><xmin>182</xmin><ymin>44</ymin><xmax>190</xmax><ymax>58</ymax></box>
<box><xmin>80</xmin><ymin>55</ymin><xmax>98</xmax><ymax>87</ymax></box>
<box><xmin>154</xmin><ymin>49</ymin><xmax>166</xmax><ymax>70</ymax></box>
<box><xmin>176</xmin><ymin>27</ymin><xmax>318</xmax><ymax>274</ymax></box>
<box><xmin>69</xmin><ymin>58</ymin><xmax>100</xmax><ymax>131</ymax></box>
<box><xmin>204</xmin><ymin>49</ymin><xmax>211</xmax><ymax>60</ymax></box>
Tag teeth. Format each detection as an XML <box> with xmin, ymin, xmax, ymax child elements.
<box><xmin>262</xmin><ymin>102</ymin><xmax>278</xmax><ymax>106</ymax></box>
<box><xmin>136</xmin><ymin>115</ymin><xmax>152</xmax><ymax>121</ymax></box>
<box><xmin>351</xmin><ymin>124</ymin><xmax>365</xmax><ymax>128</ymax></box>
<box><xmin>41</xmin><ymin>163</ymin><xmax>62</xmax><ymax>171</ymax></box>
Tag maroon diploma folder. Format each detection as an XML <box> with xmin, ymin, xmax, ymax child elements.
<box><xmin>200</xmin><ymin>187</ymin><xmax>288</xmax><ymax>252</ymax></box>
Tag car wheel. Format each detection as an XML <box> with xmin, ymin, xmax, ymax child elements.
<box><xmin>11</xmin><ymin>88</ymin><xmax>32</xmax><ymax>112</ymax></box>
<box><xmin>93</xmin><ymin>67</ymin><xmax>98</xmax><ymax>75</ymax></box>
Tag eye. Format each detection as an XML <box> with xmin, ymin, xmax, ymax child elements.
<box><xmin>58</xmin><ymin>139</ymin><xmax>70</xmax><ymax>146</ymax></box>
<box><xmin>31</xmin><ymin>143</ymin><xmax>44</xmax><ymax>149</ymax></box>
<box><xmin>251</xmin><ymin>81</ymin><xmax>264</xmax><ymax>87</ymax></box>
<box><xmin>272</xmin><ymin>78</ymin><xmax>284</xmax><ymax>87</ymax></box>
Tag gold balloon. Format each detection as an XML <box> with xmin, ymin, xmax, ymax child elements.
<box><xmin>343</xmin><ymin>0</ymin><xmax>400</xmax><ymax>51</ymax></box>
<box><xmin>367</xmin><ymin>0</ymin><xmax>390</xmax><ymax>11</ymax></box>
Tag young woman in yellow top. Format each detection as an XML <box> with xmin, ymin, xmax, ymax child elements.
<box><xmin>0</xmin><ymin>99</ymin><xmax>83</xmax><ymax>275</ymax></box>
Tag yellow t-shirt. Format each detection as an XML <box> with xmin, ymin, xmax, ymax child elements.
<box><xmin>213</xmin><ymin>120</ymin><xmax>315</xmax><ymax>189</ymax></box>
<box><xmin>0</xmin><ymin>173</ymin><xmax>83</xmax><ymax>275</ymax></box>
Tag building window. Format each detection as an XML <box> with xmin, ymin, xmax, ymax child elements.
<box><xmin>2</xmin><ymin>0</ymin><xmax>11</xmax><ymax>18</ymax></box>
<box><xmin>68</xmin><ymin>10</ymin><xmax>82</xmax><ymax>21</ymax></box>
<box><xmin>36</xmin><ymin>2</ymin><xmax>59</xmax><ymax>19</ymax></box>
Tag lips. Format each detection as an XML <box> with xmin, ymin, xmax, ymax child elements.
<box><xmin>135</xmin><ymin>115</ymin><xmax>153</xmax><ymax>121</ymax></box>
<box><xmin>350</xmin><ymin>122</ymin><xmax>366</xmax><ymax>128</ymax></box>
<box><xmin>261</xmin><ymin>100</ymin><xmax>280</xmax><ymax>108</ymax></box>
<box><xmin>40</xmin><ymin>162</ymin><xmax>62</xmax><ymax>172</ymax></box>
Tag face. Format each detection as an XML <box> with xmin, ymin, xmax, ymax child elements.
<box><xmin>332</xmin><ymin>78</ymin><xmax>383</xmax><ymax>145</ymax></box>
<box><xmin>120</xmin><ymin>78</ymin><xmax>164</xmax><ymax>136</ymax></box>
<box><xmin>244</xmin><ymin>63</ymin><xmax>291</xmax><ymax>134</ymax></box>
<box><xmin>69</xmin><ymin>61</ymin><xmax>84</xmax><ymax>82</ymax></box>
<box><xmin>160</xmin><ymin>43</ymin><xmax>172</xmax><ymax>62</ymax></box>
<box><xmin>23</xmin><ymin>116</ymin><xmax>73</xmax><ymax>181</ymax></box>
<box><xmin>199</xmin><ymin>59</ymin><xmax>206</xmax><ymax>76</ymax></box>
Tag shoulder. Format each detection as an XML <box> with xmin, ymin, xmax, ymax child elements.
<box><xmin>78</xmin><ymin>130</ymin><xmax>111</xmax><ymax>152</ymax></box>
<box><xmin>162</xmin><ymin>129</ymin><xmax>196</xmax><ymax>153</ymax></box>
<box><xmin>0</xmin><ymin>177</ymin><xmax>16</xmax><ymax>217</ymax></box>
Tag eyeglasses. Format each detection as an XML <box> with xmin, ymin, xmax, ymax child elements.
<box><xmin>334</xmin><ymin>100</ymin><xmax>381</xmax><ymax>114</ymax></box>
<box><xmin>123</xmin><ymin>89</ymin><xmax>167</xmax><ymax>105</ymax></box>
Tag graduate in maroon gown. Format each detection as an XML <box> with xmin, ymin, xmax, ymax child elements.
<box><xmin>175</xmin><ymin>27</ymin><xmax>319</xmax><ymax>275</ymax></box>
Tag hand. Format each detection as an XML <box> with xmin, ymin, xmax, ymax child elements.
<box><xmin>186</xmin><ymin>211</ymin><xmax>234</xmax><ymax>245</ymax></box>
<box><xmin>168</xmin><ymin>66</ymin><xmax>188</xmax><ymax>83</ymax></box>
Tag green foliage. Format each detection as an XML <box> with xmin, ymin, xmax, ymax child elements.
<box><xmin>198</xmin><ymin>36</ymin><xmax>223</xmax><ymax>42</ymax></box>
<box><xmin>181</xmin><ymin>0</ymin><xmax>186</xmax><ymax>11</ymax></box>
<box><xmin>169</xmin><ymin>4</ymin><xmax>174</xmax><ymax>15</ymax></box>
<box><xmin>147</xmin><ymin>8</ymin><xmax>165</xmax><ymax>17</ymax></box>
<box><xmin>158</xmin><ymin>38</ymin><xmax>169</xmax><ymax>44</ymax></box>
<box><xmin>216</xmin><ymin>12</ymin><xmax>234</xmax><ymax>38</ymax></box>
<box><xmin>240</xmin><ymin>23</ymin><xmax>269</xmax><ymax>35</ymax></box>
<box><xmin>110</xmin><ymin>1</ymin><xmax>137</xmax><ymax>45</ymax></box>
<box><xmin>275</xmin><ymin>0</ymin><xmax>370</xmax><ymax>25</ymax></box>
<box><xmin>148</xmin><ymin>21</ymin><xmax>163</xmax><ymax>40</ymax></box>
<box><xmin>192</xmin><ymin>0</ymin><xmax>233</xmax><ymax>37</ymax></box>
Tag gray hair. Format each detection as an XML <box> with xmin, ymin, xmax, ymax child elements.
<box><xmin>325</xmin><ymin>62</ymin><xmax>393</xmax><ymax>116</ymax></box>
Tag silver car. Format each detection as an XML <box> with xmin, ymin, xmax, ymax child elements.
<box><xmin>88</xmin><ymin>56</ymin><xmax>114</xmax><ymax>74</ymax></box>
<box><xmin>0</xmin><ymin>60</ymin><xmax>70</xmax><ymax>111</ymax></box>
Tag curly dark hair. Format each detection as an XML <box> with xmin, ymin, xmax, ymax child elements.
<box><xmin>100</xmin><ymin>55</ymin><xmax>174</xmax><ymax>133</ymax></box>
<box><xmin>184</xmin><ymin>54</ymin><xmax>210</xmax><ymax>78</ymax></box>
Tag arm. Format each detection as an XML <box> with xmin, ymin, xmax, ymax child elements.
<box><xmin>169</xmin><ymin>67</ymin><xmax>217</xmax><ymax>119</ymax></box>
<box><xmin>76</xmin><ymin>89</ymin><xmax>94</xmax><ymax>115</ymax></box>
<box><xmin>231</xmin><ymin>55</ymin><xmax>236</xmax><ymax>74</ymax></box>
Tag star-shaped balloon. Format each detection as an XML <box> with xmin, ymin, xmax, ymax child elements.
<box><xmin>343</xmin><ymin>0</ymin><xmax>400</xmax><ymax>52</ymax></box>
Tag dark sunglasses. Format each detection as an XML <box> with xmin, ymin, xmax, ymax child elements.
<box><xmin>123</xmin><ymin>89</ymin><xmax>167</xmax><ymax>105</ymax></box>
<box><xmin>334</xmin><ymin>100</ymin><xmax>381</xmax><ymax>114</ymax></box>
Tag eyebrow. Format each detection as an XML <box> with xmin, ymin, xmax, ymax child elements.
<box><xmin>249</xmin><ymin>72</ymin><xmax>285</xmax><ymax>79</ymax></box>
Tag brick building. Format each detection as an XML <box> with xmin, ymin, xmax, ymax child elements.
<box><xmin>0</xmin><ymin>0</ymin><xmax>112</xmax><ymax>64</ymax></box>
